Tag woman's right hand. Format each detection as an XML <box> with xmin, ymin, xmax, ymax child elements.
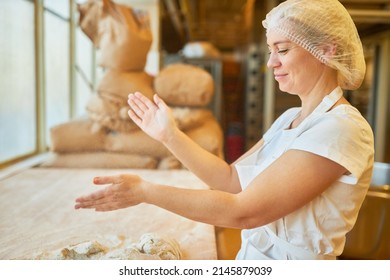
<box><xmin>128</xmin><ymin>92</ymin><xmax>177</xmax><ymax>143</ymax></box>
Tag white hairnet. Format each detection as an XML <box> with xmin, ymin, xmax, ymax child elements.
<box><xmin>262</xmin><ymin>0</ymin><xmax>366</xmax><ymax>90</ymax></box>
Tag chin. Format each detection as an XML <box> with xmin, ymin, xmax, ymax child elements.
<box><xmin>277</xmin><ymin>84</ymin><xmax>288</xmax><ymax>93</ymax></box>
<box><xmin>277</xmin><ymin>84</ymin><xmax>296</xmax><ymax>95</ymax></box>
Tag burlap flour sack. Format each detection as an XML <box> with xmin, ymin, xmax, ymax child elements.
<box><xmin>105</xmin><ymin>130</ymin><xmax>170</xmax><ymax>158</ymax></box>
<box><xmin>77</xmin><ymin>0</ymin><xmax>102</xmax><ymax>45</ymax></box>
<box><xmin>157</xmin><ymin>156</ymin><xmax>182</xmax><ymax>170</ymax></box>
<box><xmin>87</xmin><ymin>69</ymin><xmax>154</xmax><ymax>133</ymax></box>
<box><xmin>185</xmin><ymin>115</ymin><xmax>224</xmax><ymax>158</ymax></box>
<box><xmin>98</xmin><ymin>0</ymin><xmax>152</xmax><ymax>71</ymax></box>
<box><xmin>97</xmin><ymin>70</ymin><xmax>154</xmax><ymax>103</ymax></box>
<box><xmin>86</xmin><ymin>93</ymin><xmax>139</xmax><ymax>133</ymax></box>
<box><xmin>171</xmin><ymin>107</ymin><xmax>213</xmax><ymax>130</ymax></box>
<box><xmin>86</xmin><ymin>93</ymin><xmax>215</xmax><ymax>133</ymax></box>
<box><xmin>50</xmin><ymin>118</ymin><xmax>106</xmax><ymax>153</ymax></box>
<box><xmin>154</xmin><ymin>63</ymin><xmax>214</xmax><ymax>107</ymax></box>
<box><xmin>41</xmin><ymin>152</ymin><xmax>158</xmax><ymax>169</ymax></box>
<box><xmin>87</xmin><ymin>92</ymin><xmax>120</xmax><ymax>115</ymax></box>
<box><xmin>105</xmin><ymin>115</ymin><xmax>223</xmax><ymax>159</ymax></box>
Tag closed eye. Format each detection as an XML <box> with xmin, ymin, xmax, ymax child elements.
<box><xmin>277</xmin><ymin>49</ymin><xmax>288</xmax><ymax>55</ymax></box>
<box><xmin>267</xmin><ymin>49</ymin><xmax>289</xmax><ymax>55</ymax></box>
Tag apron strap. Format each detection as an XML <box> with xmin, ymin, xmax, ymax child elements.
<box><xmin>263</xmin><ymin>227</ymin><xmax>336</xmax><ymax>260</ymax></box>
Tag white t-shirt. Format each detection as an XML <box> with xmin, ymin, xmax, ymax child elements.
<box><xmin>235</xmin><ymin>87</ymin><xmax>374</xmax><ymax>259</ymax></box>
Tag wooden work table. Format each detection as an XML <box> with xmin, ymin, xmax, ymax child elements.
<box><xmin>0</xmin><ymin>168</ymin><xmax>217</xmax><ymax>260</ymax></box>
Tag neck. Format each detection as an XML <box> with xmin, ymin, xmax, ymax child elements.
<box><xmin>299</xmin><ymin>72</ymin><xmax>339</xmax><ymax>119</ymax></box>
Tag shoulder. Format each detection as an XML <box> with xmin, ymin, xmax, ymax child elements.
<box><xmin>311</xmin><ymin>105</ymin><xmax>373</xmax><ymax>139</ymax></box>
<box><xmin>292</xmin><ymin>105</ymin><xmax>374</xmax><ymax>180</ymax></box>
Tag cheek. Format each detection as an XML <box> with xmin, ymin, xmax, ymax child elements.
<box><xmin>300</xmin><ymin>54</ymin><xmax>323</xmax><ymax>72</ymax></box>
<box><xmin>291</xmin><ymin>57</ymin><xmax>320</xmax><ymax>80</ymax></box>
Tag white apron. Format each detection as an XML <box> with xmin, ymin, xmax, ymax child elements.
<box><xmin>235</xmin><ymin>88</ymin><xmax>343</xmax><ymax>260</ymax></box>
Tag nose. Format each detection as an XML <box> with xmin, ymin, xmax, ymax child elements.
<box><xmin>267</xmin><ymin>52</ymin><xmax>281</xmax><ymax>69</ymax></box>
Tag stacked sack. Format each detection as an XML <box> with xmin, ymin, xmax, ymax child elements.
<box><xmin>42</xmin><ymin>0</ymin><xmax>223</xmax><ymax>169</ymax></box>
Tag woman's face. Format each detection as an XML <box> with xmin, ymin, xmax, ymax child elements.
<box><xmin>266</xmin><ymin>30</ymin><xmax>325</xmax><ymax>95</ymax></box>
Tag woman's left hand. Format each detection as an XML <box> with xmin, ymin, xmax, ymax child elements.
<box><xmin>74</xmin><ymin>174</ymin><xmax>148</xmax><ymax>211</ymax></box>
<box><xmin>128</xmin><ymin>92</ymin><xmax>177</xmax><ymax>144</ymax></box>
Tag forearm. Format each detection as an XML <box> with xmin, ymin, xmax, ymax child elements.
<box><xmin>163</xmin><ymin>128</ymin><xmax>240</xmax><ymax>193</ymax></box>
<box><xmin>143</xmin><ymin>182</ymin><xmax>243</xmax><ymax>228</ymax></box>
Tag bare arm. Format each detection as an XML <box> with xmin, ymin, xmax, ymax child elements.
<box><xmin>75</xmin><ymin>149</ymin><xmax>347</xmax><ymax>229</ymax></box>
<box><xmin>128</xmin><ymin>92</ymin><xmax>241</xmax><ymax>193</ymax></box>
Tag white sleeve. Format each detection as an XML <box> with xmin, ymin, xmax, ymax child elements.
<box><xmin>288</xmin><ymin>111</ymin><xmax>374</xmax><ymax>183</ymax></box>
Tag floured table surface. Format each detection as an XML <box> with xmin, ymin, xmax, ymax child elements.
<box><xmin>0</xmin><ymin>168</ymin><xmax>217</xmax><ymax>260</ymax></box>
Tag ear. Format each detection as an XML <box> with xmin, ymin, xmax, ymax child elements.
<box><xmin>322</xmin><ymin>43</ymin><xmax>337</xmax><ymax>58</ymax></box>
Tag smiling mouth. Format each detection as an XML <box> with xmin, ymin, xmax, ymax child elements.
<box><xmin>274</xmin><ymin>74</ymin><xmax>287</xmax><ymax>80</ymax></box>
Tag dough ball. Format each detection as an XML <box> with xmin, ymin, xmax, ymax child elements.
<box><xmin>136</xmin><ymin>233</ymin><xmax>182</xmax><ymax>260</ymax></box>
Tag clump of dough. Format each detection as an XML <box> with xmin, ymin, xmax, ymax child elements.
<box><xmin>60</xmin><ymin>240</ymin><xmax>106</xmax><ymax>259</ymax></box>
<box><xmin>33</xmin><ymin>233</ymin><xmax>182</xmax><ymax>260</ymax></box>
<box><xmin>136</xmin><ymin>233</ymin><xmax>182</xmax><ymax>260</ymax></box>
<box><xmin>35</xmin><ymin>240</ymin><xmax>106</xmax><ymax>260</ymax></box>
<box><xmin>105</xmin><ymin>246</ymin><xmax>160</xmax><ymax>260</ymax></box>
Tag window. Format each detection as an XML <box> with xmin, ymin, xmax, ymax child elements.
<box><xmin>44</xmin><ymin>0</ymin><xmax>71</xmax><ymax>145</ymax></box>
<box><xmin>0</xmin><ymin>0</ymin><xmax>96</xmax><ymax>167</ymax></box>
<box><xmin>0</xmin><ymin>0</ymin><xmax>36</xmax><ymax>164</ymax></box>
<box><xmin>0</xmin><ymin>0</ymin><xmax>158</xmax><ymax>168</ymax></box>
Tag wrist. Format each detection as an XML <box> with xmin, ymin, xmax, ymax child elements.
<box><xmin>139</xmin><ymin>179</ymin><xmax>154</xmax><ymax>204</ymax></box>
<box><xmin>161</xmin><ymin>126</ymin><xmax>181</xmax><ymax>146</ymax></box>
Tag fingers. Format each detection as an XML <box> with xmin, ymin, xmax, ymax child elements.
<box><xmin>128</xmin><ymin>92</ymin><xmax>157</xmax><ymax>111</ymax></box>
<box><xmin>75</xmin><ymin>187</ymin><xmax>106</xmax><ymax>203</ymax></box>
<box><xmin>75</xmin><ymin>186</ymin><xmax>119</xmax><ymax>210</ymax></box>
<box><xmin>74</xmin><ymin>192</ymin><xmax>106</xmax><ymax>209</ymax></box>
<box><xmin>128</xmin><ymin>108</ymin><xmax>142</xmax><ymax>126</ymax></box>
<box><xmin>128</xmin><ymin>97</ymin><xmax>147</xmax><ymax>119</ymax></box>
<box><xmin>134</xmin><ymin>91</ymin><xmax>157</xmax><ymax>108</ymax></box>
<box><xmin>153</xmin><ymin>94</ymin><xmax>168</xmax><ymax>111</ymax></box>
<box><xmin>93</xmin><ymin>175</ymin><xmax>122</xmax><ymax>185</ymax></box>
<box><xmin>75</xmin><ymin>175</ymin><xmax>121</xmax><ymax>209</ymax></box>
<box><xmin>75</xmin><ymin>174</ymin><xmax>142</xmax><ymax>211</ymax></box>
<box><xmin>128</xmin><ymin>92</ymin><xmax>159</xmax><ymax>125</ymax></box>
<box><xmin>75</xmin><ymin>198</ymin><xmax>114</xmax><ymax>211</ymax></box>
